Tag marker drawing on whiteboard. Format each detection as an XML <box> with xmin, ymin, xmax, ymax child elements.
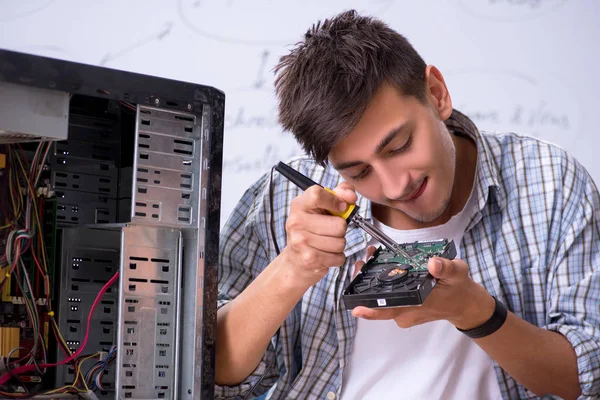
<box><xmin>253</xmin><ymin>50</ymin><xmax>271</xmax><ymax>90</ymax></box>
<box><xmin>177</xmin><ymin>0</ymin><xmax>397</xmax><ymax>46</ymax></box>
<box><xmin>446</xmin><ymin>68</ymin><xmax>579</xmax><ymax>137</ymax></box>
<box><xmin>0</xmin><ymin>0</ymin><xmax>56</xmax><ymax>23</ymax></box>
<box><xmin>224</xmin><ymin>145</ymin><xmax>301</xmax><ymax>174</ymax></box>
<box><xmin>457</xmin><ymin>0</ymin><xmax>569</xmax><ymax>22</ymax></box>
<box><xmin>99</xmin><ymin>22</ymin><xmax>174</xmax><ymax>66</ymax></box>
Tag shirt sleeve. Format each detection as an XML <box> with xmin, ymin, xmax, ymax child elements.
<box><xmin>214</xmin><ymin>174</ymin><xmax>281</xmax><ymax>399</ymax></box>
<box><xmin>543</xmin><ymin>156</ymin><xmax>600</xmax><ymax>399</ymax></box>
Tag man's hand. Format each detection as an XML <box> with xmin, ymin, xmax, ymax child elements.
<box><xmin>217</xmin><ymin>182</ymin><xmax>357</xmax><ymax>386</ymax></box>
<box><xmin>280</xmin><ymin>182</ymin><xmax>357</xmax><ymax>289</ymax></box>
<box><xmin>351</xmin><ymin>255</ymin><xmax>495</xmax><ymax>330</ymax></box>
<box><xmin>350</xmin><ymin>254</ymin><xmax>582</xmax><ymax>399</ymax></box>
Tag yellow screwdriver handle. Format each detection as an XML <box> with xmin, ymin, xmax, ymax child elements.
<box><xmin>324</xmin><ymin>187</ymin><xmax>359</xmax><ymax>222</ymax></box>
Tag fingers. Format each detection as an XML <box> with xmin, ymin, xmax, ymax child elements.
<box><xmin>286</xmin><ymin>212</ymin><xmax>347</xmax><ymax>238</ymax></box>
<box><xmin>351</xmin><ymin>306</ymin><xmax>404</xmax><ymax>320</ymax></box>
<box><xmin>286</xmin><ymin>218</ymin><xmax>347</xmax><ymax>270</ymax></box>
<box><xmin>427</xmin><ymin>257</ymin><xmax>469</xmax><ymax>282</ymax></box>
<box><xmin>294</xmin><ymin>247</ymin><xmax>345</xmax><ymax>270</ymax></box>
<box><xmin>288</xmin><ymin>229</ymin><xmax>347</xmax><ymax>254</ymax></box>
<box><xmin>353</xmin><ymin>245</ymin><xmax>378</xmax><ymax>278</ymax></box>
<box><xmin>282</xmin><ymin>182</ymin><xmax>358</xmax><ymax>287</ymax></box>
<box><xmin>291</xmin><ymin>185</ymin><xmax>347</xmax><ymax>215</ymax></box>
<box><xmin>366</xmin><ymin>245</ymin><xmax>377</xmax><ymax>259</ymax></box>
<box><xmin>351</xmin><ymin>306</ymin><xmax>431</xmax><ymax>328</ymax></box>
<box><xmin>336</xmin><ymin>181</ymin><xmax>355</xmax><ymax>192</ymax></box>
<box><xmin>428</xmin><ymin>258</ymin><xmax>444</xmax><ymax>277</ymax></box>
<box><xmin>290</xmin><ymin>184</ymin><xmax>358</xmax><ymax>217</ymax></box>
<box><xmin>353</xmin><ymin>260</ymin><xmax>365</xmax><ymax>278</ymax></box>
<box><xmin>332</xmin><ymin>182</ymin><xmax>358</xmax><ymax>205</ymax></box>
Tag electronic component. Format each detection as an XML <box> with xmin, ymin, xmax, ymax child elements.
<box><xmin>0</xmin><ymin>81</ymin><xmax>69</xmax><ymax>143</ymax></box>
<box><xmin>0</xmin><ymin>327</ymin><xmax>20</xmax><ymax>358</ymax></box>
<box><xmin>0</xmin><ymin>49</ymin><xmax>224</xmax><ymax>399</ymax></box>
<box><xmin>342</xmin><ymin>239</ymin><xmax>457</xmax><ymax>309</ymax></box>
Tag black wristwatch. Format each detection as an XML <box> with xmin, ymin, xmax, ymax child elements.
<box><xmin>457</xmin><ymin>296</ymin><xmax>508</xmax><ymax>339</ymax></box>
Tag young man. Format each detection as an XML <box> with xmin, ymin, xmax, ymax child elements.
<box><xmin>215</xmin><ymin>10</ymin><xmax>600</xmax><ymax>400</ymax></box>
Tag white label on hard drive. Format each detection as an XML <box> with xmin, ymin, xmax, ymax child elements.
<box><xmin>377</xmin><ymin>299</ymin><xmax>387</xmax><ymax>306</ymax></box>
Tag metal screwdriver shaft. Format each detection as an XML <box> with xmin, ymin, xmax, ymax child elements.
<box><xmin>351</xmin><ymin>214</ymin><xmax>415</xmax><ymax>261</ymax></box>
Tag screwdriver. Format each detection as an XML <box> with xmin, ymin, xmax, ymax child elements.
<box><xmin>274</xmin><ymin>161</ymin><xmax>416</xmax><ymax>261</ymax></box>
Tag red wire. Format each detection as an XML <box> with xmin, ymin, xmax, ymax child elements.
<box><xmin>31</xmin><ymin>250</ymin><xmax>45</xmax><ymax>286</ymax></box>
<box><xmin>0</xmin><ymin>271</ymin><xmax>120</xmax><ymax>385</ymax></box>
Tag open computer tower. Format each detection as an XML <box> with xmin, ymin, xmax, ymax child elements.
<box><xmin>0</xmin><ymin>49</ymin><xmax>224</xmax><ymax>399</ymax></box>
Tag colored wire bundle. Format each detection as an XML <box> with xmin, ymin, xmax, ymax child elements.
<box><xmin>0</xmin><ymin>143</ymin><xmax>119</xmax><ymax>397</ymax></box>
<box><xmin>84</xmin><ymin>345</ymin><xmax>117</xmax><ymax>391</ymax></box>
<box><xmin>0</xmin><ymin>142</ymin><xmax>53</xmax><ymax>393</ymax></box>
<box><xmin>0</xmin><ymin>273</ymin><xmax>119</xmax><ymax>397</ymax></box>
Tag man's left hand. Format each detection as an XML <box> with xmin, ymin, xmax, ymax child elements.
<box><xmin>351</xmin><ymin>252</ymin><xmax>495</xmax><ymax>330</ymax></box>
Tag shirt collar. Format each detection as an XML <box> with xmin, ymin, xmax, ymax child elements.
<box><xmin>446</xmin><ymin>109</ymin><xmax>506</xmax><ymax>212</ymax></box>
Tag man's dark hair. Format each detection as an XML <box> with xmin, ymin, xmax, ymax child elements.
<box><xmin>274</xmin><ymin>10</ymin><xmax>427</xmax><ymax>165</ymax></box>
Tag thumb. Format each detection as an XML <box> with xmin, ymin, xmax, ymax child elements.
<box><xmin>427</xmin><ymin>257</ymin><xmax>463</xmax><ymax>282</ymax></box>
<box><xmin>333</xmin><ymin>182</ymin><xmax>358</xmax><ymax>205</ymax></box>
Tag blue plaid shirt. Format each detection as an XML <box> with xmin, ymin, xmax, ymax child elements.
<box><xmin>216</xmin><ymin>110</ymin><xmax>600</xmax><ymax>399</ymax></box>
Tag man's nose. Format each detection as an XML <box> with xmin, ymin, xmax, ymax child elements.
<box><xmin>377</xmin><ymin>166</ymin><xmax>409</xmax><ymax>201</ymax></box>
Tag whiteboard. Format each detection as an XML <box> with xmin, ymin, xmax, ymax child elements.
<box><xmin>1</xmin><ymin>0</ymin><xmax>599</xmax><ymax>227</ymax></box>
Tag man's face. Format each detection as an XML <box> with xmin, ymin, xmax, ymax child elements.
<box><xmin>328</xmin><ymin>81</ymin><xmax>456</xmax><ymax>226</ymax></box>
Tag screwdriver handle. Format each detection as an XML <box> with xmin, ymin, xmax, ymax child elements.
<box><xmin>323</xmin><ymin>187</ymin><xmax>359</xmax><ymax>222</ymax></box>
<box><xmin>274</xmin><ymin>161</ymin><xmax>359</xmax><ymax>223</ymax></box>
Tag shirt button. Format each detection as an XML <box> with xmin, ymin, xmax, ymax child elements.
<box><xmin>326</xmin><ymin>392</ymin><xmax>336</xmax><ymax>400</ymax></box>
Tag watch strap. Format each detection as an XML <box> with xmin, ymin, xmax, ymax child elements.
<box><xmin>457</xmin><ymin>296</ymin><xmax>508</xmax><ymax>339</ymax></box>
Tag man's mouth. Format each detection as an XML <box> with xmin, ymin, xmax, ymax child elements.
<box><xmin>403</xmin><ymin>178</ymin><xmax>428</xmax><ymax>201</ymax></box>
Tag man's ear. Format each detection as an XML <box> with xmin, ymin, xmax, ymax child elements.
<box><xmin>424</xmin><ymin>65</ymin><xmax>453</xmax><ymax>120</ymax></box>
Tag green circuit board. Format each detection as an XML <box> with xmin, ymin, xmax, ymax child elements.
<box><xmin>369</xmin><ymin>239</ymin><xmax>456</xmax><ymax>271</ymax></box>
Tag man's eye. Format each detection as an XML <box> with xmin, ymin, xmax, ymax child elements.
<box><xmin>389</xmin><ymin>135</ymin><xmax>412</xmax><ymax>155</ymax></box>
<box><xmin>350</xmin><ymin>166</ymin><xmax>371</xmax><ymax>181</ymax></box>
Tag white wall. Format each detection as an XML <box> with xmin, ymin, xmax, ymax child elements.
<box><xmin>1</xmin><ymin>0</ymin><xmax>598</xmax><ymax>226</ymax></box>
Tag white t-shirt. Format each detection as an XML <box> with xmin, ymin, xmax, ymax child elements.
<box><xmin>340</xmin><ymin>191</ymin><xmax>503</xmax><ymax>400</ymax></box>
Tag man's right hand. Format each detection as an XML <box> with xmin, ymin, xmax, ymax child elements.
<box><xmin>281</xmin><ymin>182</ymin><xmax>358</xmax><ymax>288</ymax></box>
<box><xmin>216</xmin><ymin>181</ymin><xmax>357</xmax><ymax>387</ymax></box>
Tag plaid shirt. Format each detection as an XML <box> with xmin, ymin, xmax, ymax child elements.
<box><xmin>215</xmin><ymin>110</ymin><xmax>600</xmax><ymax>399</ymax></box>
